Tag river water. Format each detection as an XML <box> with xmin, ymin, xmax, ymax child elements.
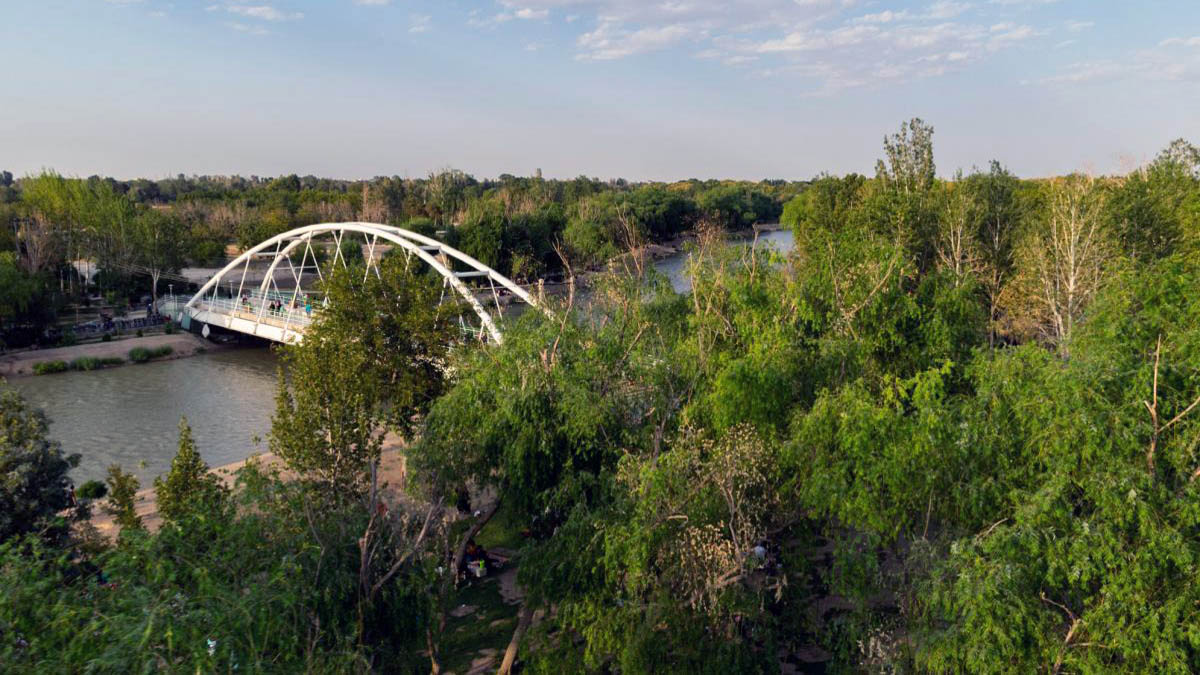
<box><xmin>12</xmin><ymin>348</ymin><xmax>279</xmax><ymax>485</ymax></box>
<box><xmin>12</xmin><ymin>228</ymin><xmax>794</xmax><ymax>485</ymax></box>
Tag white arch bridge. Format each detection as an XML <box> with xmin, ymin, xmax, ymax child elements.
<box><xmin>181</xmin><ymin>222</ymin><xmax>548</xmax><ymax>345</ymax></box>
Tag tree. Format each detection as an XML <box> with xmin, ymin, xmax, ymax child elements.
<box><xmin>154</xmin><ymin>417</ymin><xmax>228</xmax><ymax>522</ymax></box>
<box><xmin>876</xmin><ymin>118</ymin><xmax>936</xmax><ymax>195</ymax></box>
<box><xmin>104</xmin><ymin>464</ymin><xmax>142</xmax><ymax>532</ymax></box>
<box><xmin>1155</xmin><ymin>138</ymin><xmax>1200</xmax><ymax>178</ymax></box>
<box><xmin>270</xmin><ymin>255</ymin><xmax>457</xmax><ymax>493</ymax></box>
<box><xmin>1015</xmin><ymin>175</ymin><xmax>1114</xmax><ymax>353</ymax></box>
<box><xmin>0</xmin><ymin>384</ymin><xmax>79</xmax><ymax>544</ymax></box>
<box><xmin>0</xmin><ymin>252</ymin><xmax>37</xmax><ymax>331</ymax></box>
<box><xmin>933</xmin><ymin>171</ymin><xmax>979</xmax><ymax>287</ymax></box>
<box><xmin>965</xmin><ymin>161</ymin><xmax>1022</xmax><ymax>346</ymax></box>
<box><xmin>130</xmin><ymin>209</ymin><xmax>186</xmax><ymax>304</ymax></box>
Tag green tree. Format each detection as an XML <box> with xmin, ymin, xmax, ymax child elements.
<box><xmin>0</xmin><ymin>384</ymin><xmax>79</xmax><ymax>543</ymax></box>
<box><xmin>129</xmin><ymin>208</ymin><xmax>186</xmax><ymax>304</ymax></box>
<box><xmin>270</xmin><ymin>255</ymin><xmax>456</xmax><ymax>493</ymax></box>
<box><xmin>104</xmin><ymin>464</ymin><xmax>143</xmax><ymax>532</ymax></box>
<box><xmin>965</xmin><ymin>161</ymin><xmax>1022</xmax><ymax>346</ymax></box>
<box><xmin>153</xmin><ymin>417</ymin><xmax>228</xmax><ymax>522</ymax></box>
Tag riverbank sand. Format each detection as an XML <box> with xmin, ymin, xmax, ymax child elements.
<box><xmin>0</xmin><ymin>333</ymin><xmax>217</xmax><ymax>378</ymax></box>
<box><xmin>87</xmin><ymin>435</ymin><xmax>408</xmax><ymax>537</ymax></box>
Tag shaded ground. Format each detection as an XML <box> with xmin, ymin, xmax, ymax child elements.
<box><xmin>1</xmin><ymin>333</ymin><xmax>217</xmax><ymax>378</ymax></box>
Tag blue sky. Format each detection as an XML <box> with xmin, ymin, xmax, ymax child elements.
<box><xmin>2</xmin><ymin>0</ymin><xmax>1198</xmax><ymax>181</ymax></box>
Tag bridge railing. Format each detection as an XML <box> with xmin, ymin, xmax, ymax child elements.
<box><xmin>193</xmin><ymin>289</ymin><xmax>315</xmax><ymax>329</ymax></box>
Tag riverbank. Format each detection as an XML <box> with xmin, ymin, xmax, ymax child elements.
<box><xmin>88</xmin><ymin>435</ymin><xmax>409</xmax><ymax>537</ymax></box>
<box><xmin>0</xmin><ymin>333</ymin><xmax>218</xmax><ymax>378</ymax></box>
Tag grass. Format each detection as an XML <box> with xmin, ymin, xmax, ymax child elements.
<box><xmin>128</xmin><ymin>345</ymin><xmax>174</xmax><ymax>363</ymax></box>
<box><xmin>474</xmin><ymin>502</ymin><xmax>527</xmax><ymax>552</ymax></box>
<box><xmin>439</xmin><ymin>575</ymin><xmax>518</xmax><ymax>674</ymax></box>
<box><xmin>32</xmin><ymin>360</ymin><xmax>69</xmax><ymax>375</ymax></box>
<box><xmin>436</xmin><ymin>504</ymin><xmax>529</xmax><ymax>672</ymax></box>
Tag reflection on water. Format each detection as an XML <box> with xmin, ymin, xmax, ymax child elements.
<box><xmin>11</xmin><ymin>228</ymin><xmax>794</xmax><ymax>486</ymax></box>
<box><xmin>11</xmin><ymin>348</ymin><xmax>278</xmax><ymax>485</ymax></box>
<box><xmin>655</xmin><ymin>228</ymin><xmax>794</xmax><ymax>293</ymax></box>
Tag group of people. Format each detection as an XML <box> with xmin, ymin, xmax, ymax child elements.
<box><xmin>237</xmin><ymin>294</ymin><xmax>313</xmax><ymax>317</ymax></box>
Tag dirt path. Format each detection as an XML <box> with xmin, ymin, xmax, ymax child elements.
<box><xmin>1</xmin><ymin>333</ymin><xmax>217</xmax><ymax>378</ymax></box>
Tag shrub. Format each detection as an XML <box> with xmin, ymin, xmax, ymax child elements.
<box><xmin>164</xmin><ymin>321</ymin><xmax>176</xmax><ymax>335</ymax></box>
<box><xmin>69</xmin><ymin>357</ymin><xmax>100</xmax><ymax>371</ymax></box>
<box><xmin>0</xmin><ymin>385</ymin><xmax>80</xmax><ymax>543</ymax></box>
<box><xmin>32</xmin><ymin>361</ymin><xmax>68</xmax><ymax>375</ymax></box>
<box><xmin>75</xmin><ymin>480</ymin><xmax>107</xmax><ymax>500</ymax></box>
<box><xmin>101</xmin><ymin>333</ymin><xmax>112</xmax><ymax>342</ymax></box>
<box><xmin>135</xmin><ymin>329</ymin><xmax>143</xmax><ymax>338</ymax></box>
<box><xmin>154</xmin><ymin>417</ymin><xmax>229</xmax><ymax>522</ymax></box>
<box><xmin>100</xmin><ymin>357</ymin><xmax>124</xmax><ymax>367</ymax></box>
<box><xmin>104</xmin><ymin>464</ymin><xmax>142</xmax><ymax>531</ymax></box>
<box><xmin>57</xmin><ymin>331</ymin><xmax>77</xmax><ymax>347</ymax></box>
<box><xmin>128</xmin><ymin>346</ymin><xmax>173</xmax><ymax>363</ymax></box>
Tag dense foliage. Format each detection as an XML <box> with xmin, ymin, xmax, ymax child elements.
<box><xmin>3</xmin><ymin>121</ymin><xmax>1200</xmax><ymax>672</ymax></box>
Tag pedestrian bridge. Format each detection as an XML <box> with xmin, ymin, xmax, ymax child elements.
<box><xmin>181</xmin><ymin>222</ymin><xmax>548</xmax><ymax>345</ymax></box>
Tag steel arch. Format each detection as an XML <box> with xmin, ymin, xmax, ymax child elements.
<box><xmin>183</xmin><ymin>222</ymin><xmax>548</xmax><ymax>344</ymax></box>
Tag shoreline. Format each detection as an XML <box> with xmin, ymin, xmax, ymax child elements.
<box><xmin>88</xmin><ymin>436</ymin><xmax>409</xmax><ymax>537</ymax></box>
<box><xmin>0</xmin><ymin>333</ymin><xmax>221</xmax><ymax>379</ymax></box>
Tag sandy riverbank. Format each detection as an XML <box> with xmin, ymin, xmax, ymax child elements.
<box><xmin>0</xmin><ymin>333</ymin><xmax>218</xmax><ymax>378</ymax></box>
<box><xmin>88</xmin><ymin>435</ymin><xmax>409</xmax><ymax>537</ymax></box>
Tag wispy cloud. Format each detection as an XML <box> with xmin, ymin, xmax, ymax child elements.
<box><xmin>206</xmin><ymin>4</ymin><xmax>303</xmax><ymax>22</ymax></box>
<box><xmin>229</xmin><ymin>22</ymin><xmax>269</xmax><ymax>35</ymax></box>
<box><xmin>515</xmin><ymin>7</ymin><xmax>549</xmax><ymax>20</ymax></box>
<box><xmin>476</xmin><ymin>0</ymin><xmax>1061</xmax><ymax>91</ymax></box>
<box><xmin>353</xmin><ymin>0</ymin><xmax>391</xmax><ymax>5</ymax></box>
<box><xmin>577</xmin><ymin>21</ymin><xmax>691</xmax><ymax>60</ymax></box>
<box><xmin>409</xmin><ymin>14</ymin><xmax>431</xmax><ymax>33</ymax></box>
<box><xmin>1038</xmin><ymin>36</ymin><xmax>1200</xmax><ymax>86</ymax></box>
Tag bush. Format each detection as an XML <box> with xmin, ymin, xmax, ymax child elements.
<box><xmin>128</xmin><ymin>346</ymin><xmax>172</xmax><ymax>363</ymax></box>
<box><xmin>135</xmin><ymin>329</ymin><xmax>143</xmax><ymax>338</ymax></box>
<box><xmin>57</xmin><ymin>331</ymin><xmax>77</xmax><ymax>347</ymax></box>
<box><xmin>100</xmin><ymin>357</ymin><xmax>124</xmax><ymax>367</ymax></box>
<box><xmin>75</xmin><ymin>480</ymin><xmax>107</xmax><ymax>500</ymax></box>
<box><xmin>69</xmin><ymin>357</ymin><xmax>100</xmax><ymax>371</ymax></box>
<box><xmin>101</xmin><ymin>333</ymin><xmax>112</xmax><ymax>342</ymax></box>
<box><xmin>164</xmin><ymin>321</ymin><xmax>176</xmax><ymax>335</ymax></box>
<box><xmin>32</xmin><ymin>361</ymin><xmax>68</xmax><ymax>375</ymax></box>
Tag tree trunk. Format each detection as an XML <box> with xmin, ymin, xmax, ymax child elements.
<box><xmin>497</xmin><ymin>603</ymin><xmax>534</xmax><ymax>675</ymax></box>
<box><xmin>452</xmin><ymin>498</ymin><xmax>501</xmax><ymax>580</ymax></box>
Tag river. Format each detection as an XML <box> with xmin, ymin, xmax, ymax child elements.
<box><xmin>13</xmin><ymin>348</ymin><xmax>279</xmax><ymax>485</ymax></box>
<box><xmin>12</xmin><ymin>228</ymin><xmax>794</xmax><ymax>486</ymax></box>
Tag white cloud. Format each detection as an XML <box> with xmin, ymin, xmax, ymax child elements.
<box><xmin>221</xmin><ymin>4</ymin><xmax>303</xmax><ymax>22</ymax></box>
<box><xmin>229</xmin><ymin>22</ymin><xmax>269</xmax><ymax>35</ymax></box>
<box><xmin>1160</xmin><ymin>36</ymin><xmax>1200</xmax><ymax>48</ymax></box>
<box><xmin>409</xmin><ymin>14</ymin><xmax>431</xmax><ymax>33</ymax></box>
<box><xmin>852</xmin><ymin>10</ymin><xmax>910</xmax><ymax>24</ymax></box>
<box><xmin>483</xmin><ymin>0</ymin><xmax>1065</xmax><ymax>91</ymax></box>
<box><xmin>1065</xmin><ymin>20</ymin><xmax>1093</xmax><ymax>33</ymax></box>
<box><xmin>577</xmin><ymin>21</ymin><xmax>691</xmax><ymax>60</ymax></box>
<box><xmin>353</xmin><ymin>0</ymin><xmax>392</xmax><ymax>5</ymax></box>
<box><xmin>925</xmin><ymin>1</ymin><xmax>970</xmax><ymax>20</ymax></box>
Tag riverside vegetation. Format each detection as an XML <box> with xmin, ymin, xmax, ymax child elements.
<box><xmin>3</xmin><ymin>120</ymin><xmax>1200</xmax><ymax>671</ymax></box>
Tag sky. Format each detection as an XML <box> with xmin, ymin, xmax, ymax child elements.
<box><xmin>1</xmin><ymin>0</ymin><xmax>1198</xmax><ymax>182</ymax></box>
